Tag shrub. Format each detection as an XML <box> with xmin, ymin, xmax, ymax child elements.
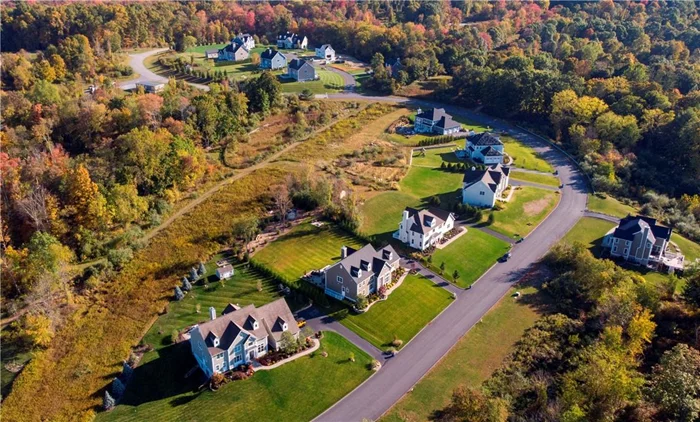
<box><xmin>107</xmin><ymin>247</ymin><xmax>133</xmax><ymax>269</ymax></box>
<box><xmin>170</xmin><ymin>329</ymin><xmax>179</xmax><ymax>344</ymax></box>
<box><xmin>103</xmin><ymin>391</ymin><xmax>115</xmax><ymax>410</ymax></box>
<box><xmin>111</xmin><ymin>378</ymin><xmax>126</xmax><ymax>399</ymax></box>
<box><xmin>370</xmin><ymin>360</ymin><xmax>381</xmax><ymax>371</ymax></box>
<box><xmin>487</xmin><ymin>212</ymin><xmax>496</xmax><ymax>225</ymax></box>
<box><xmin>349</xmin><ymin>352</ymin><xmax>355</xmax><ymax>362</ymax></box>
<box><xmin>392</xmin><ymin>335</ymin><xmax>403</xmax><ymax>347</ymax></box>
<box><xmin>174</xmin><ymin>286</ymin><xmax>184</xmax><ymax>301</ymax></box>
<box><xmin>182</xmin><ymin>276</ymin><xmax>192</xmax><ymax>291</ymax></box>
<box><xmin>356</xmin><ymin>294</ymin><xmax>369</xmax><ymax>310</ymax></box>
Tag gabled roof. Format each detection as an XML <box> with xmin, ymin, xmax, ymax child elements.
<box><xmin>233</xmin><ymin>33</ymin><xmax>253</xmax><ymax>42</ymax></box>
<box><xmin>404</xmin><ymin>207</ymin><xmax>455</xmax><ymax>235</ymax></box>
<box><xmin>332</xmin><ymin>244</ymin><xmax>399</xmax><ymax>285</ymax></box>
<box><xmin>220</xmin><ymin>43</ymin><xmax>249</xmax><ymax>55</ymax></box>
<box><xmin>416</xmin><ymin>108</ymin><xmax>450</xmax><ymax>122</ymax></box>
<box><xmin>288</xmin><ymin>58</ymin><xmax>313</xmax><ymax>71</ymax></box>
<box><xmin>318</xmin><ymin>44</ymin><xmax>334</xmax><ymax>51</ymax></box>
<box><xmin>463</xmin><ymin>164</ymin><xmax>509</xmax><ymax>193</ymax></box>
<box><xmin>261</xmin><ymin>48</ymin><xmax>284</xmax><ymax>60</ymax></box>
<box><xmin>613</xmin><ymin>215</ymin><xmax>671</xmax><ymax>242</ymax></box>
<box><xmin>205</xmin><ymin>49</ymin><xmax>219</xmax><ymax>55</ymax></box>
<box><xmin>468</xmin><ymin>132</ymin><xmax>503</xmax><ymax>147</ymax></box>
<box><xmin>435</xmin><ymin>115</ymin><xmax>460</xmax><ymax>130</ymax></box>
<box><xmin>481</xmin><ymin>146</ymin><xmax>503</xmax><ymax>157</ymax></box>
<box><xmin>278</xmin><ymin>32</ymin><xmax>306</xmax><ymax>42</ymax></box>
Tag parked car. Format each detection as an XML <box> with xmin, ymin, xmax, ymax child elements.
<box><xmin>516</xmin><ymin>237</ymin><xmax>525</xmax><ymax>244</ymax></box>
<box><xmin>296</xmin><ymin>318</ymin><xmax>306</xmax><ymax>328</ymax></box>
<box><xmin>499</xmin><ymin>252</ymin><xmax>512</xmax><ymax>263</ymax></box>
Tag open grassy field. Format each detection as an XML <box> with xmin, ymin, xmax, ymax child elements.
<box><xmin>252</xmin><ymin>222</ymin><xmax>364</xmax><ymax>282</ymax></box>
<box><xmin>382</xmin><ymin>284</ymin><xmax>547</xmax><ymax>422</ymax></box>
<box><xmin>561</xmin><ymin>217</ymin><xmax>615</xmax><ymax>255</ymax></box>
<box><xmin>360</xmin><ymin>191</ymin><xmax>421</xmax><ymax>238</ymax></box>
<box><xmin>503</xmin><ymin>136</ymin><xmax>554</xmax><ymax>173</ymax></box>
<box><xmin>509</xmin><ymin>170</ymin><xmax>560</xmax><ymax>187</ymax></box>
<box><xmin>672</xmin><ymin>233</ymin><xmax>700</xmax><ymax>264</ymax></box>
<box><xmin>484</xmin><ymin>187</ymin><xmax>559</xmax><ymax>239</ymax></box>
<box><xmin>587</xmin><ymin>194</ymin><xmax>637</xmax><ymax>218</ymax></box>
<box><xmin>385</xmin><ymin>132</ymin><xmax>432</xmax><ymax>146</ymax></box>
<box><xmin>399</xmin><ymin>167</ymin><xmax>462</xmax><ymax>201</ymax></box>
<box><xmin>430</xmin><ymin>229</ymin><xmax>511</xmax><ymax>288</ymax></box>
<box><xmin>452</xmin><ymin>116</ymin><xmax>491</xmax><ymax>133</ymax></box>
<box><xmin>333</xmin><ymin>274</ymin><xmax>454</xmax><ymax>349</ymax></box>
<box><xmin>279</xmin><ymin>69</ymin><xmax>345</xmax><ymax>94</ymax></box>
<box><xmin>100</xmin><ymin>332</ymin><xmax>372</xmax><ymax>422</ymax></box>
<box><xmin>411</xmin><ymin>146</ymin><xmax>461</xmax><ymax>168</ymax></box>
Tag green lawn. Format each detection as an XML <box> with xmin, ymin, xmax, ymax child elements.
<box><xmin>385</xmin><ymin>133</ymin><xmax>432</xmax><ymax>146</ymax></box>
<box><xmin>483</xmin><ymin>187</ymin><xmax>559</xmax><ymax>239</ymax></box>
<box><xmin>587</xmin><ymin>194</ymin><xmax>637</xmax><ymax>218</ymax></box>
<box><xmin>360</xmin><ymin>191</ymin><xmax>421</xmax><ymax>237</ymax></box>
<box><xmin>100</xmin><ymin>332</ymin><xmax>372</xmax><ymax>422</ymax></box>
<box><xmin>280</xmin><ymin>69</ymin><xmax>345</xmax><ymax>94</ymax></box>
<box><xmin>561</xmin><ymin>217</ymin><xmax>615</xmax><ymax>256</ymax></box>
<box><xmin>252</xmin><ymin>222</ymin><xmax>364</xmax><ymax>282</ymax></box>
<box><xmin>430</xmin><ymin>229</ymin><xmax>511</xmax><ymax>288</ymax></box>
<box><xmin>177</xmin><ymin>44</ymin><xmax>281</xmax><ymax>82</ymax></box>
<box><xmin>672</xmin><ymin>233</ymin><xmax>700</xmax><ymax>264</ymax></box>
<box><xmin>411</xmin><ymin>146</ymin><xmax>461</xmax><ymax>168</ymax></box>
<box><xmin>509</xmin><ymin>170</ymin><xmax>560</xmax><ymax>187</ymax></box>
<box><xmin>503</xmin><ymin>136</ymin><xmax>554</xmax><ymax>172</ymax></box>
<box><xmin>452</xmin><ymin>116</ymin><xmax>491</xmax><ymax>133</ymax></box>
<box><xmin>399</xmin><ymin>167</ymin><xmax>462</xmax><ymax>201</ymax></box>
<box><xmin>332</xmin><ymin>274</ymin><xmax>454</xmax><ymax>349</ymax></box>
<box><xmin>382</xmin><ymin>285</ymin><xmax>546</xmax><ymax>422</ymax></box>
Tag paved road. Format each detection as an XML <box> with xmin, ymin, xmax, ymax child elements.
<box><xmin>118</xmin><ymin>48</ymin><xmax>211</xmax><ymax>91</ymax></box>
<box><xmin>315</xmin><ymin>95</ymin><xmax>589</xmax><ymax>422</ymax></box>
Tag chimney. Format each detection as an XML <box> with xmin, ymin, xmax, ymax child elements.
<box><xmin>341</xmin><ymin>246</ymin><xmax>348</xmax><ymax>259</ymax></box>
<box><xmin>402</xmin><ymin>209</ymin><xmax>409</xmax><ymax>222</ymax></box>
<box><xmin>209</xmin><ymin>306</ymin><xmax>216</xmax><ymax>321</ymax></box>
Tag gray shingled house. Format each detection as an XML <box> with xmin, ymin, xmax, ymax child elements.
<box><xmin>324</xmin><ymin>244</ymin><xmax>400</xmax><ymax>302</ymax></box>
<box><xmin>287</xmin><ymin>58</ymin><xmax>316</xmax><ymax>82</ymax></box>
<box><xmin>260</xmin><ymin>48</ymin><xmax>287</xmax><ymax>70</ymax></box>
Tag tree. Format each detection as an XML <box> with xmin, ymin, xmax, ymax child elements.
<box><xmin>356</xmin><ymin>294</ymin><xmax>368</xmax><ymax>310</ymax></box>
<box><xmin>122</xmin><ymin>362</ymin><xmax>134</xmax><ymax>382</ymax></box>
<box><xmin>174</xmin><ymin>286</ymin><xmax>184</xmax><ymax>301</ymax></box>
<box><xmin>58</xmin><ymin>34</ymin><xmax>95</xmax><ymax>77</ymax></box>
<box><xmin>198</xmin><ymin>262</ymin><xmax>206</xmax><ymax>276</ymax></box>
<box><xmin>434</xmin><ymin>387</ymin><xmax>507</xmax><ymax>422</ymax></box>
<box><xmin>23</xmin><ymin>312</ymin><xmax>54</xmax><ymax>348</ymax></box>
<box><xmin>63</xmin><ymin>164</ymin><xmax>110</xmax><ymax>231</ymax></box>
<box><xmin>440</xmin><ymin>262</ymin><xmax>446</xmax><ymax>274</ymax></box>
<box><xmin>111</xmin><ymin>378</ymin><xmax>126</xmax><ymax>399</ymax></box>
<box><xmin>682</xmin><ymin>273</ymin><xmax>700</xmax><ymax>308</ymax></box>
<box><xmin>648</xmin><ymin>344</ymin><xmax>700</xmax><ymax>422</ymax></box>
<box><xmin>182</xmin><ymin>276</ymin><xmax>192</xmax><ymax>291</ymax></box>
<box><xmin>190</xmin><ymin>267</ymin><xmax>198</xmax><ymax>281</ymax></box>
<box><xmin>453</xmin><ymin>270</ymin><xmax>460</xmax><ymax>282</ymax></box>
<box><xmin>232</xmin><ymin>216</ymin><xmax>260</xmax><ymax>252</ymax></box>
<box><xmin>271</xmin><ymin>183</ymin><xmax>292</xmax><ymax>223</ymax></box>
<box><xmin>107</xmin><ymin>248</ymin><xmax>133</xmax><ymax>269</ymax></box>
<box><xmin>300</xmin><ymin>326</ymin><xmax>314</xmax><ymax>340</ymax></box>
<box><xmin>280</xmin><ymin>331</ymin><xmax>297</xmax><ymax>354</ymax></box>
<box><xmin>103</xmin><ymin>391</ymin><xmax>116</xmax><ymax>410</ymax></box>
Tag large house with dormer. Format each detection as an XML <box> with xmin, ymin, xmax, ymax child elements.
<box><xmin>462</xmin><ymin>163</ymin><xmax>510</xmax><ymax>208</ymax></box>
<box><xmin>189</xmin><ymin>299</ymin><xmax>299</xmax><ymax>378</ymax></box>
<box><xmin>260</xmin><ymin>48</ymin><xmax>287</xmax><ymax>70</ymax></box>
<box><xmin>324</xmin><ymin>244</ymin><xmax>400</xmax><ymax>302</ymax></box>
<box><xmin>315</xmin><ymin>44</ymin><xmax>336</xmax><ymax>62</ymax></box>
<box><xmin>414</xmin><ymin>108</ymin><xmax>462</xmax><ymax>135</ymax></box>
<box><xmin>233</xmin><ymin>33</ymin><xmax>255</xmax><ymax>50</ymax></box>
<box><xmin>218</xmin><ymin>42</ymin><xmax>249</xmax><ymax>62</ymax></box>
<box><xmin>466</xmin><ymin>132</ymin><xmax>505</xmax><ymax>165</ymax></box>
<box><xmin>277</xmin><ymin>32</ymin><xmax>308</xmax><ymax>49</ymax></box>
<box><xmin>287</xmin><ymin>58</ymin><xmax>316</xmax><ymax>82</ymax></box>
<box><xmin>394</xmin><ymin>207</ymin><xmax>456</xmax><ymax>251</ymax></box>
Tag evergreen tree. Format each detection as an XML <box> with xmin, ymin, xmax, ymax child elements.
<box><xmin>182</xmin><ymin>276</ymin><xmax>192</xmax><ymax>291</ymax></box>
<box><xmin>112</xmin><ymin>378</ymin><xmax>126</xmax><ymax>399</ymax></box>
<box><xmin>122</xmin><ymin>362</ymin><xmax>133</xmax><ymax>382</ymax></box>
<box><xmin>190</xmin><ymin>267</ymin><xmax>198</xmax><ymax>280</ymax></box>
<box><xmin>103</xmin><ymin>391</ymin><xmax>116</xmax><ymax>410</ymax></box>
<box><xmin>174</xmin><ymin>286</ymin><xmax>184</xmax><ymax>301</ymax></box>
<box><xmin>198</xmin><ymin>262</ymin><xmax>206</xmax><ymax>276</ymax></box>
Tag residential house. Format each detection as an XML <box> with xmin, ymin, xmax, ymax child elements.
<box><xmin>277</xmin><ymin>32</ymin><xmax>308</xmax><ymax>49</ymax></box>
<box><xmin>414</xmin><ymin>108</ymin><xmax>461</xmax><ymax>135</ymax></box>
<box><xmin>218</xmin><ymin>43</ymin><xmax>249</xmax><ymax>62</ymax></box>
<box><xmin>216</xmin><ymin>265</ymin><xmax>234</xmax><ymax>280</ymax></box>
<box><xmin>602</xmin><ymin>215</ymin><xmax>684</xmax><ymax>271</ymax></box>
<box><xmin>287</xmin><ymin>58</ymin><xmax>316</xmax><ymax>82</ymax></box>
<box><xmin>233</xmin><ymin>33</ymin><xmax>255</xmax><ymax>50</ymax></box>
<box><xmin>205</xmin><ymin>49</ymin><xmax>219</xmax><ymax>60</ymax></box>
<box><xmin>465</xmin><ymin>132</ymin><xmax>505</xmax><ymax>165</ymax></box>
<box><xmin>394</xmin><ymin>207</ymin><xmax>456</xmax><ymax>251</ymax></box>
<box><xmin>324</xmin><ymin>244</ymin><xmax>400</xmax><ymax>302</ymax></box>
<box><xmin>136</xmin><ymin>81</ymin><xmax>165</xmax><ymax>93</ymax></box>
<box><xmin>260</xmin><ymin>48</ymin><xmax>287</xmax><ymax>70</ymax></box>
<box><xmin>385</xmin><ymin>58</ymin><xmax>403</xmax><ymax>79</ymax></box>
<box><xmin>189</xmin><ymin>299</ymin><xmax>299</xmax><ymax>378</ymax></box>
<box><xmin>462</xmin><ymin>164</ymin><xmax>510</xmax><ymax>208</ymax></box>
<box><xmin>315</xmin><ymin>44</ymin><xmax>336</xmax><ymax>62</ymax></box>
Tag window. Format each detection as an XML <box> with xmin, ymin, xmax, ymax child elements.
<box><xmin>257</xmin><ymin>343</ymin><xmax>265</xmax><ymax>353</ymax></box>
<box><xmin>479</xmin><ymin>191</ymin><xmax>485</xmax><ymax>196</ymax></box>
<box><xmin>337</xmin><ymin>276</ymin><xmax>343</xmax><ymax>284</ymax></box>
<box><xmin>234</xmin><ymin>352</ymin><xmax>243</xmax><ymax>362</ymax></box>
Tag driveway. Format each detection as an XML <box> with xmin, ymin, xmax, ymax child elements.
<box><xmin>118</xmin><ymin>48</ymin><xmax>210</xmax><ymax>91</ymax></box>
<box><xmin>314</xmin><ymin>95</ymin><xmax>588</xmax><ymax>422</ymax></box>
<box><xmin>322</xmin><ymin>65</ymin><xmax>356</xmax><ymax>92</ymax></box>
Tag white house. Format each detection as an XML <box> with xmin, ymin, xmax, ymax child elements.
<box><xmin>205</xmin><ymin>49</ymin><xmax>219</xmax><ymax>60</ymax></box>
<box><xmin>189</xmin><ymin>299</ymin><xmax>299</xmax><ymax>377</ymax></box>
<box><xmin>218</xmin><ymin>42</ymin><xmax>249</xmax><ymax>62</ymax></box>
<box><xmin>323</xmin><ymin>244</ymin><xmax>400</xmax><ymax>302</ymax></box>
<box><xmin>315</xmin><ymin>44</ymin><xmax>336</xmax><ymax>62</ymax></box>
<box><xmin>602</xmin><ymin>215</ymin><xmax>684</xmax><ymax>271</ymax></box>
<box><xmin>462</xmin><ymin>164</ymin><xmax>510</xmax><ymax>208</ymax></box>
<box><xmin>414</xmin><ymin>108</ymin><xmax>461</xmax><ymax>135</ymax></box>
<box><xmin>233</xmin><ymin>33</ymin><xmax>255</xmax><ymax>50</ymax></box>
<box><xmin>466</xmin><ymin>132</ymin><xmax>505</xmax><ymax>165</ymax></box>
<box><xmin>277</xmin><ymin>32</ymin><xmax>308</xmax><ymax>49</ymax></box>
<box><xmin>216</xmin><ymin>265</ymin><xmax>234</xmax><ymax>280</ymax></box>
<box><xmin>394</xmin><ymin>207</ymin><xmax>456</xmax><ymax>251</ymax></box>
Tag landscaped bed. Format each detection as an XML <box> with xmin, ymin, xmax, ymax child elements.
<box><xmin>429</xmin><ymin>229</ymin><xmax>511</xmax><ymax>288</ymax></box>
<box><xmin>99</xmin><ymin>332</ymin><xmax>373</xmax><ymax>422</ymax></box>
<box><xmin>483</xmin><ymin>186</ymin><xmax>559</xmax><ymax>239</ymax></box>
<box><xmin>330</xmin><ymin>274</ymin><xmax>454</xmax><ymax>349</ymax></box>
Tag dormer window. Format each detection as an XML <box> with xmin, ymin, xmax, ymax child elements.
<box><xmin>253</xmin><ymin>321</ymin><xmax>259</xmax><ymax>329</ymax></box>
<box><xmin>213</xmin><ymin>338</ymin><xmax>219</xmax><ymax>347</ymax></box>
<box><xmin>282</xmin><ymin>322</ymin><xmax>288</xmax><ymax>331</ymax></box>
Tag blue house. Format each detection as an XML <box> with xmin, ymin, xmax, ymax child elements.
<box><xmin>260</xmin><ymin>48</ymin><xmax>287</xmax><ymax>70</ymax></box>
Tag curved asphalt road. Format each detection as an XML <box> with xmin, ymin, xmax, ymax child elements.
<box><xmin>118</xmin><ymin>48</ymin><xmax>211</xmax><ymax>91</ymax></box>
<box><xmin>314</xmin><ymin>97</ymin><xmax>589</xmax><ymax>422</ymax></box>
<box><xmin>125</xmin><ymin>50</ymin><xmax>588</xmax><ymax>421</ymax></box>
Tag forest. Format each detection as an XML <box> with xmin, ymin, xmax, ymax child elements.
<box><xmin>1</xmin><ymin>1</ymin><xmax>699</xmax><ymax>421</ymax></box>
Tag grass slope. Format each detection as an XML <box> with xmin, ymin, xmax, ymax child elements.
<box><xmin>561</xmin><ymin>217</ymin><xmax>615</xmax><ymax>255</ymax></box>
<box><xmin>509</xmin><ymin>171</ymin><xmax>560</xmax><ymax>187</ymax></box>
<box><xmin>587</xmin><ymin>194</ymin><xmax>637</xmax><ymax>218</ymax></box>
<box><xmin>430</xmin><ymin>229</ymin><xmax>510</xmax><ymax>288</ymax></box>
<box><xmin>672</xmin><ymin>233</ymin><xmax>700</xmax><ymax>264</ymax></box>
<box><xmin>411</xmin><ymin>147</ymin><xmax>460</xmax><ymax>168</ymax></box>
<box><xmin>100</xmin><ymin>332</ymin><xmax>372</xmax><ymax>422</ymax></box>
<box><xmin>360</xmin><ymin>191</ymin><xmax>421</xmax><ymax>238</ymax></box>
<box><xmin>503</xmin><ymin>137</ymin><xmax>554</xmax><ymax>173</ymax></box>
<box><xmin>400</xmin><ymin>167</ymin><xmax>462</xmax><ymax>201</ymax></box>
<box><xmin>484</xmin><ymin>187</ymin><xmax>558</xmax><ymax>238</ymax></box>
<box><xmin>333</xmin><ymin>274</ymin><xmax>453</xmax><ymax>349</ymax></box>
<box><xmin>253</xmin><ymin>222</ymin><xmax>364</xmax><ymax>281</ymax></box>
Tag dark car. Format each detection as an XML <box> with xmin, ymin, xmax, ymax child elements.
<box><xmin>499</xmin><ymin>252</ymin><xmax>512</xmax><ymax>263</ymax></box>
<box><xmin>516</xmin><ymin>237</ymin><xmax>525</xmax><ymax>244</ymax></box>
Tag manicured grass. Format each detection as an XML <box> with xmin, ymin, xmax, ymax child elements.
<box><xmin>430</xmin><ymin>229</ymin><xmax>511</xmax><ymax>288</ymax></box>
<box><xmin>509</xmin><ymin>170</ymin><xmax>560</xmax><ymax>187</ymax></box>
<box><xmin>252</xmin><ymin>222</ymin><xmax>364</xmax><ymax>282</ymax></box>
<box><xmin>484</xmin><ymin>187</ymin><xmax>559</xmax><ymax>238</ymax></box>
<box><xmin>411</xmin><ymin>146</ymin><xmax>461</xmax><ymax>168</ymax></box>
<box><xmin>333</xmin><ymin>274</ymin><xmax>453</xmax><ymax>349</ymax></box>
<box><xmin>382</xmin><ymin>285</ymin><xmax>546</xmax><ymax>422</ymax></box>
<box><xmin>385</xmin><ymin>133</ymin><xmax>432</xmax><ymax>146</ymax></box>
<box><xmin>400</xmin><ymin>167</ymin><xmax>462</xmax><ymax>201</ymax></box>
<box><xmin>360</xmin><ymin>191</ymin><xmax>421</xmax><ymax>237</ymax></box>
<box><xmin>452</xmin><ymin>116</ymin><xmax>490</xmax><ymax>133</ymax></box>
<box><xmin>175</xmin><ymin>44</ymin><xmax>282</xmax><ymax>82</ymax></box>
<box><xmin>503</xmin><ymin>136</ymin><xmax>554</xmax><ymax>172</ymax></box>
<box><xmin>561</xmin><ymin>217</ymin><xmax>615</xmax><ymax>256</ymax></box>
<box><xmin>144</xmin><ymin>259</ymin><xmax>284</xmax><ymax>350</ymax></box>
<box><xmin>100</xmin><ymin>332</ymin><xmax>372</xmax><ymax>422</ymax></box>
<box><xmin>279</xmin><ymin>69</ymin><xmax>345</xmax><ymax>94</ymax></box>
<box><xmin>587</xmin><ymin>194</ymin><xmax>637</xmax><ymax>218</ymax></box>
<box><xmin>672</xmin><ymin>233</ymin><xmax>700</xmax><ymax>264</ymax></box>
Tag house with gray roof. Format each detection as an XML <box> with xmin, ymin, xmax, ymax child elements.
<box><xmin>189</xmin><ymin>298</ymin><xmax>299</xmax><ymax>378</ymax></box>
<box><xmin>324</xmin><ymin>244</ymin><xmax>400</xmax><ymax>302</ymax></box>
<box><xmin>315</xmin><ymin>44</ymin><xmax>336</xmax><ymax>62</ymax></box>
<box><xmin>462</xmin><ymin>163</ymin><xmax>510</xmax><ymax>208</ymax></box>
<box><xmin>287</xmin><ymin>58</ymin><xmax>316</xmax><ymax>82</ymax></box>
<box><xmin>466</xmin><ymin>132</ymin><xmax>505</xmax><ymax>165</ymax></box>
<box><xmin>260</xmin><ymin>48</ymin><xmax>287</xmax><ymax>70</ymax></box>
<box><xmin>414</xmin><ymin>108</ymin><xmax>461</xmax><ymax>135</ymax></box>
<box><xmin>602</xmin><ymin>215</ymin><xmax>684</xmax><ymax>271</ymax></box>
<box><xmin>394</xmin><ymin>207</ymin><xmax>456</xmax><ymax>251</ymax></box>
<box><xmin>233</xmin><ymin>33</ymin><xmax>255</xmax><ymax>50</ymax></box>
<box><xmin>277</xmin><ymin>32</ymin><xmax>308</xmax><ymax>49</ymax></box>
<box><xmin>205</xmin><ymin>49</ymin><xmax>219</xmax><ymax>60</ymax></box>
<box><xmin>218</xmin><ymin>42</ymin><xmax>249</xmax><ymax>62</ymax></box>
